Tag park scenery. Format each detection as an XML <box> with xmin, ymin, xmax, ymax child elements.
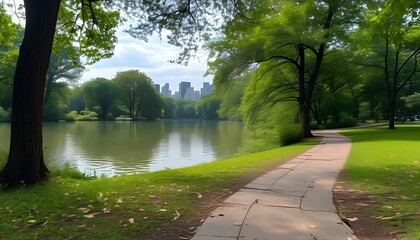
<box><xmin>0</xmin><ymin>0</ymin><xmax>419</xmax><ymax>239</ymax></box>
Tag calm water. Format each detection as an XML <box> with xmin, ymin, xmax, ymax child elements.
<box><xmin>0</xmin><ymin>121</ymin><xmax>244</xmax><ymax>176</ymax></box>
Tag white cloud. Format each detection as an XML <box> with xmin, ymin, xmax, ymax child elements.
<box><xmin>81</xmin><ymin>31</ymin><xmax>213</xmax><ymax>92</ymax></box>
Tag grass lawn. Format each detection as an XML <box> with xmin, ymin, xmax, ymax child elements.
<box><xmin>340</xmin><ymin>125</ymin><xmax>420</xmax><ymax>240</ymax></box>
<box><xmin>0</xmin><ymin>139</ymin><xmax>316</xmax><ymax>240</ymax></box>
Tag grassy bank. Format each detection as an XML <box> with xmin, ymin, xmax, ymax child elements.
<box><xmin>0</xmin><ymin>139</ymin><xmax>316</xmax><ymax>240</ymax></box>
<box><xmin>340</xmin><ymin>125</ymin><xmax>420</xmax><ymax>239</ymax></box>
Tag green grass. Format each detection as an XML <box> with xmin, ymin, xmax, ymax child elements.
<box><xmin>0</xmin><ymin>139</ymin><xmax>316</xmax><ymax>240</ymax></box>
<box><xmin>340</xmin><ymin>125</ymin><xmax>420</xmax><ymax>239</ymax></box>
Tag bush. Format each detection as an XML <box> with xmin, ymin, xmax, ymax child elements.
<box><xmin>51</xmin><ymin>163</ymin><xmax>93</xmax><ymax>180</ymax></box>
<box><xmin>77</xmin><ymin>111</ymin><xmax>99</xmax><ymax>121</ymax></box>
<box><xmin>64</xmin><ymin>111</ymin><xmax>78</xmax><ymax>122</ymax></box>
<box><xmin>279</xmin><ymin>124</ymin><xmax>301</xmax><ymax>146</ymax></box>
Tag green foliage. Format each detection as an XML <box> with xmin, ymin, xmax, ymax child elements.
<box><xmin>50</xmin><ymin>163</ymin><xmax>91</xmax><ymax>180</ymax></box>
<box><xmin>0</xmin><ymin>6</ymin><xmax>18</xmax><ymax>48</ymax></box>
<box><xmin>216</xmin><ymin>72</ymin><xmax>251</xmax><ymax>120</ymax></box>
<box><xmin>54</xmin><ymin>1</ymin><xmax>119</xmax><ymax>65</ymax></box>
<box><xmin>113</xmin><ymin>70</ymin><xmax>164</xmax><ymax>120</ymax></box>
<box><xmin>82</xmin><ymin>78</ymin><xmax>119</xmax><ymax>120</ymax></box>
<box><xmin>162</xmin><ymin>97</ymin><xmax>178</xmax><ymax>119</ymax></box>
<box><xmin>175</xmin><ymin>99</ymin><xmax>198</xmax><ymax>119</ymax></box>
<box><xmin>196</xmin><ymin>94</ymin><xmax>221</xmax><ymax>120</ymax></box>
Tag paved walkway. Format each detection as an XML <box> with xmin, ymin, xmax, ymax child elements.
<box><xmin>192</xmin><ymin>131</ymin><xmax>357</xmax><ymax>240</ymax></box>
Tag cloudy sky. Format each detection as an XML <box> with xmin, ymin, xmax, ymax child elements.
<box><xmin>80</xmin><ymin>29</ymin><xmax>213</xmax><ymax>93</ymax></box>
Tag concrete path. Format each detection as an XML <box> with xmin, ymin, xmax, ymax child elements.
<box><xmin>191</xmin><ymin>131</ymin><xmax>357</xmax><ymax>240</ymax></box>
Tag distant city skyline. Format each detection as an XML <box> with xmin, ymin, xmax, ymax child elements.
<box><xmin>157</xmin><ymin>81</ymin><xmax>214</xmax><ymax>100</ymax></box>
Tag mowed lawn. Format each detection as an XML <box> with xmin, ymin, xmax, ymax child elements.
<box><xmin>340</xmin><ymin>125</ymin><xmax>420</xmax><ymax>239</ymax></box>
<box><xmin>0</xmin><ymin>139</ymin><xmax>316</xmax><ymax>240</ymax></box>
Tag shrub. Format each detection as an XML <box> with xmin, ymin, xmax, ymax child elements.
<box><xmin>51</xmin><ymin>163</ymin><xmax>94</xmax><ymax>180</ymax></box>
<box><xmin>279</xmin><ymin>124</ymin><xmax>301</xmax><ymax>146</ymax></box>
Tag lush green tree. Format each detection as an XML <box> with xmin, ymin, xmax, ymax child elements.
<box><xmin>175</xmin><ymin>99</ymin><xmax>198</xmax><ymax>119</ymax></box>
<box><xmin>82</xmin><ymin>78</ymin><xmax>119</xmax><ymax>120</ymax></box>
<box><xmin>162</xmin><ymin>97</ymin><xmax>178</xmax><ymax>119</ymax></box>
<box><xmin>216</xmin><ymin>71</ymin><xmax>251</xmax><ymax>120</ymax></box>
<box><xmin>196</xmin><ymin>94</ymin><xmax>221</xmax><ymax>120</ymax></box>
<box><xmin>138</xmin><ymin>88</ymin><xmax>164</xmax><ymax>120</ymax></box>
<box><xmin>68</xmin><ymin>86</ymin><xmax>86</xmax><ymax>114</ymax></box>
<box><xmin>0</xmin><ymin>0</ymin><xmax>120</xmax><ymax>185</ymax></box>
<box><xmin>113</xmin><ymin>70</ymin><xmax>152</xmax><ymax>118</ymax></box>
<box><xmin>208</xmin><ymin>0</ymin><xmax>362</xmax><ymax>139</ymax></box>
<box><xmin>364</xmin><ymin>0</ymin><xmax>419</xmax><ymax>129</ymax></box>
<box><xmin>311</xmin><ymin>51</ymin><xmax>361</xmax><ymax>126</ymax></box>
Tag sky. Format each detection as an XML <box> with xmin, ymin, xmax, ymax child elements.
<box><xmin>80</xmin><ymin>29</ymin><xmax>213</xmax><ymax>93</ymax></box>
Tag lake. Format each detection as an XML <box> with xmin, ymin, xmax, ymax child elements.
<box><xmin>0</xmin><ymin>121</ymin><xmax>244</xmax><ymax>176</ymax></box>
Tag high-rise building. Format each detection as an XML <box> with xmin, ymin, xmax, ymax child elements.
<box><xmin>179</xmin><ymin>81</ymin><xmax>191</xmax><ymax>99</ymax></box>
<box><xmin>161</xmin><ymin>83</ymin><xmax>171</xmax><ymax>97</ymax></box>
<box><xmin>201</xmin><ymin>82</ymin><xmax>215</xmax><ymax>96</ymax></box>
<box><xmin>153</xmin><ymin>84</ymin><xmax>160</xmax><ymax>93</ymax></box>
<box><xmin>184</xmin><ymin>87</ymin><xmax>201</xmax><ymax>101</ymax></box>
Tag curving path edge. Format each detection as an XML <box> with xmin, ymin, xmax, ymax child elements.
<box><xmin>192</xmin><ymin>130</ymin><xmax>357</xmax><ymax>240</ymax></box>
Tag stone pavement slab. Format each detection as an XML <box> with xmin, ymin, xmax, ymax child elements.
<box><xmin>192</xmin><ymin>131</ymin><xmax>357</xmax><ymax>240</ymax></box>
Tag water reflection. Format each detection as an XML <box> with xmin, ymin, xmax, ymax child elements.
<box><xmin>0</xmin><ymin>121</ymin><xmax>244</xmax><ymax>176</ymax></box>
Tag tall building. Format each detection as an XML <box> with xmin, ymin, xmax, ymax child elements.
<box><xmin>161</xmin><ymin>83</ymin><xmax>171</xmax><ymax>97</ymax></box>
<box><xmin>184</xmin><ymin>87</ymin><xmax>201</xmax><ymax>101</ymax></box>
<box><xmin>153</xmin><ymin>84</ymin><xmax>160</xmax><ymax>93</ymax></box>
<box><xmin>179</xmin><ymin>81</ymin><xmax>191</xmax><ymax>99</ymax></box>
<box><xmin>201</xmin><ymin>82</ymin><xmax>215</xmax><ymax>96</ymax></box>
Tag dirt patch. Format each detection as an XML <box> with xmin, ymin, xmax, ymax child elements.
<box><xmin>333</xmin><ymin>170</ymin><xmax>403</xmax><ymax>240</ymax></box>
<box><xmin>142</xmin><ymin>172</ymin><xmax>268</xmax><ymax>239</ymax></box>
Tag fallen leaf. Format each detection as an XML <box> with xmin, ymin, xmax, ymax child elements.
<box><xmin>79</xmin><ymin>224</ymin><xmax>86</xmax><ymax>228</ymax></box>
<box><xmin>382</xmin><ymin>205</ymin><xmax>393</xmax><ymax>209</ymax></box>
<box><xmin>197</xmin><ymin>193</ymin><xmax>203</xmax><ymax>199</ymax></box>
<box><xmin>158</xmin><ymin>209</ymin><xmax>168</xmax><ymax>212</ymax></box>
<box><xmin>97</xmin><ymin>192</ymin><xmax>103</xmax><ymax>199</ymax></box>
<box><xmin>84</xmin><ymin>214</ymin><xmax>94</xmax><ymax>219</ymax></box>
<box><xmin>308</xmin><ymin>224</ymin><xmax>317</xmax><ymax>229</ymax></box>
<box><xmin>78</xmin><ymin>208</ymin><xmax>90</xmax><ymax>213</ymax></box>
<box><xmin>355</xmin><ymin>203</ymin><xmax>370</xmax><ymax>207</ymax></box>
<box><xmin>173</xmin><ymin>210</ymin><xmax>180</xmax><ymax>221</ymax></box>
<box><xmin>64</xmin><ymin>193</ymin><xmax>69</xmax><ymax>196</ymax></box>
<box><xmin>27</xmin><ymin>220</ymin><xmax>36</xmax><ymax>224</ymax></box>
<box><xmin>128</xmin><ymin>218</ymin><xmax>135</xmax><ymax>224</ymax></box>
<box><xmin>344</xmin><ymin>217</ymin><xmax>358</xmax><ymax>222</ymax></box>
<box><xmin>40</xmin><ymin>220</ymin><xmax>50</xmax><ymax>227</ymax></box>
<box><xmin>117</xmin><ymin>198</ymin><xmax>123</xmax><ymax>204</ymax></box>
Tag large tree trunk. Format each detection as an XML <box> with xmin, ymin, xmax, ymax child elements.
<box><xmin>300</xmin><ymin>102</ymin><xmax>313</xmax><ymax>138</ymax></box>
<box><xmin>0</xmin><ymin>0</ymin><xmax>61</xmax><ymax>186</ymax></box>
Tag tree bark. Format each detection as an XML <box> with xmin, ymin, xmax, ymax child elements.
<box><xmin>0</xmin><ymin>0</ymin><xmax>61</xmax><ymax>186</ymax></box>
